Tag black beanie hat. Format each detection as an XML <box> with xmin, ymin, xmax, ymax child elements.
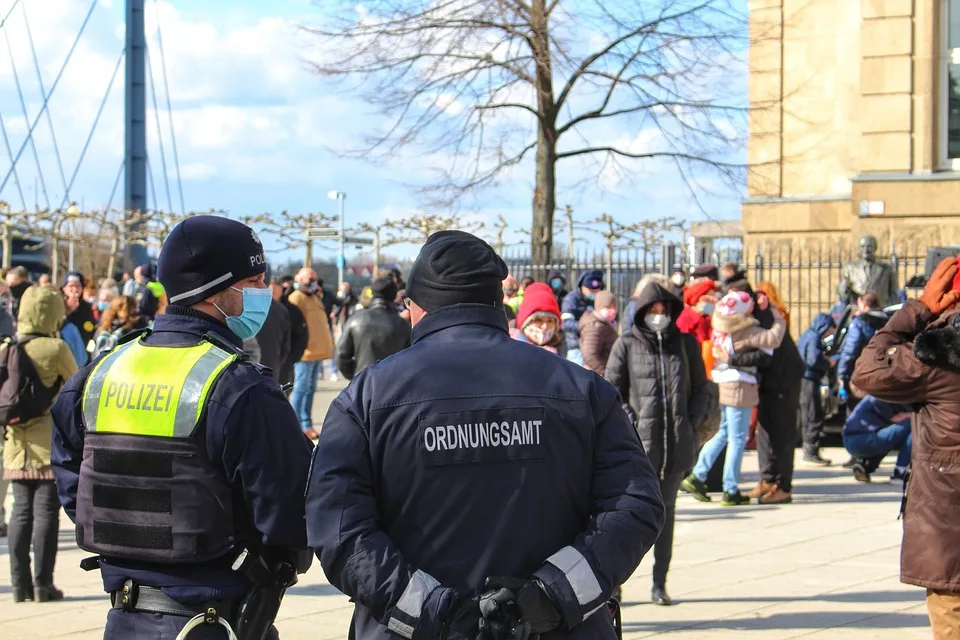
<box><xmin>406</xmin><ymin>230</ymin><xmax>507</xmax><ymax>311</ymax></box>
<box><xmin>158</xmin><ymin>215</ymin><xmax>267</xmax><ymax>307</ymax></box>
<box><xmin>371</xmin><ymin>274</ymin><xmax>399</xmax><ymax>302</ymax></box>
<box><xmin>61</xmin><ymin>270</ymin><xmax>86</xmax><ymax>289</ymax></box>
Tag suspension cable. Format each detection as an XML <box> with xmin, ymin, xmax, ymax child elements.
<box><xmin>4</xmin><ymin>31</ymin><xmax>50</xmax><ymax>209</ymax></box>
<box><xmin>0</xmin><ymin>102</ymin><xmax>26</xmax><ymax>210</ymax></box>
<box><xmin>21</xmin><ymin>0</ymin><xmax>69</xmax><ymax>200</ymax></box>
<box><xmin>0</xmin><ymin>0</ymin><xmax>100</xmax><ymax>195</ymax></box>
<box><xmin>105</xmin><ymin>159</ymin><xmax>125</xmax><ymax>215</ymax></box>
<box><xmin>59</xmin><ymin>47</ymin><xmax>125</xmax><ymax>210</ymax></box>
<box><xmin>153</xmin><ymin>0</ymin><xmax>185</xmax><ymax>215</ymax></box>
<box><xmin>145</xmin><ymin>46</ymin><xmax>174</xmax><ymax>214</ymax></box>
<box><xmin>146</xmin><ymin>156</ymin><xmax>159</xmax><ymax>214</ymax></box>
<box><xmin>0</xmin><ymin>0</ymin><xmax>21</xmax><ymax>29</ymax></box>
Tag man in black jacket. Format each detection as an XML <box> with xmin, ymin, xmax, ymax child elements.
<box><xmin>729</xmin><ymin>286</ymin><xmax>804</xmax><ymax>505</ymax></box>
<box><xmin>270</xmin><ymin>277</ymin><xmax>308</xmax><ymax>394</ymax></box>
<box><xmin>335</xmin><ymin>275</ymin><xmax>411</xmax><ymax>380</ymax></box>
<box><xmin>62</xmin><ymin>270</ymin><xmax>96</xmax><ymax>358</ymax></box>
<box><xmin>257</xmin><ymin>297</ymin><xmax>291</xmax><ymax>381</ymax></box>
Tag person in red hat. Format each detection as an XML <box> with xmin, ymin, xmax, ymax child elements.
<box><xmin>677</xmin><ymin>279</ymin><xmax>717</xmax><ymax>344</ymax></box>
<box><xmin>513</xmin><ymin>283</ymin><xmax>566</xmax><ymax>356</ymax></box>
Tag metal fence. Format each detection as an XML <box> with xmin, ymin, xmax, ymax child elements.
<box><xmin>502</xmin><ymin>245</ymin><xmax>928</xmax><ymax>337</ymax></box>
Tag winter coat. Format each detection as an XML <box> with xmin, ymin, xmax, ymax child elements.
<box><xmin>9</xmin><ymin>280</ymin><xmax>30</xmax><ymax>318</ymax></box>
<box><xmin>65</xmin><ymin>298</ymin><xmax>97</xmax><ymax>350</ymax></box>
<box><xmin>852</xmin><ymin>299</ymin><xmax>960</xmax><ymax>591</ymax></box>
<box><xmin>3</xmin><ymin>286</ymin><xmax>78</xmax><ymax>480</ymax></box>
<box><xmin>798</xmin><ymin>313</ymin><xmax>835</xmax><ymax>381</ymax></box>
<box><xmin>560</xmin><ymin>270</ymin><xmax>603</xmax><ymax>351</ymax></box>
<box><xmin>836</xmin><ymin>310</ymin><xmax>888</xmax><ymax>382</ymax></box>
<box><xmin>60</xmin><ymin>321</ymin><xmax>88</xmax><ymax>367</ymax></box>
<box><xmin>280</xmin><ymin>293</ymin><xmax>309</xmax><ymax>385</ymax></box>
<box><xmin>711</xmin><ymin>310</ymin><xmax>786</xmax><ymax>408</ymax></box>
<box><xmin>256</xmin><ymin>300</ymin><xmax>291</xmax><ymax>381</ymax></box>
<box><xmin>606</xmin><ymin>283</ymin><xmax>709</xmax><ymax>477</ymax></box>
<box><xmin>335</xmin><ymin>298</ymin><xmax>411</xmax><ymax>380</ymax></box>
<box><xmin>306</xmin><ymin>304</ymin><xmax>665</xmax><ymax>640</ymax></box>
<box><xmin>842</xmin><ymin>395</ymin><xmax>911</xmax><ymax>438</ymax></box>
<box><xmin>579</xmin><ymin>311</ymin><xmax>618</xmax><ymax>377</ymax></box>
<box><xmin>731</xmin><ymin>305</ymin><xmax>804</xmax><ymax>395</ymax></box>
<box><xmin>288</xmin><ymin>289</ymin><xmax>334</xmax><ymax>362</ymax></box>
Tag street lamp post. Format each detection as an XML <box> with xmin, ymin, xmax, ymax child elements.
<box><xmin>328</xmin><ymin>191</ymin><xmax>346</xmax><ymax>286</ymax></box>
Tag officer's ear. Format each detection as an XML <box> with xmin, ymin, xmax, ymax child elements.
<box><xmin>408</xmin><ymin>299</ymin><xmax>428</xmax><ymax>327</ymax></box>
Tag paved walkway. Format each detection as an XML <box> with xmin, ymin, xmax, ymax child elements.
<box><xmin>0</xmin><ymin>382</ymin><xmax>930</xmax><ymax>638</ymax></box>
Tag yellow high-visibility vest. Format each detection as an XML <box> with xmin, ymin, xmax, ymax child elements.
<box><xmin>81</xmin><ymin>337</ymin><xmax>238</xmax><ymax>438</ymax></box>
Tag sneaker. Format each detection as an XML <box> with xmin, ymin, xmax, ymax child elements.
<box><xmin>721</xmin><ymin>491</ymin><xmax>750</xmax><ymax>506</ymax></box>
<box><xmin>747</xmin><ymin>480</ymin><xmax>776</xmax><ymax>499</ymax></box>
<box><xmin>759</xmin><ymin>486</ymin><xmax>792</xmax><ymax>504</ymax></box>
<box><xmin>852</xmin><ymin>462</ymin><xmax>871</xmax><ymax>483</ymax></box>
<box><xmin>680</xmin><ymin>475</ymin><xmax>711</xmax><ymax>502</ymax></box>
<box><xmin>803</xmin><ymin>451</ymin><xmax>833</xmax><ymax>466</ymax></box>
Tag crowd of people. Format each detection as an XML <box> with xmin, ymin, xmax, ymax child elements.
<box><xmin>0</xmin><ymin>227</ymin><xmax>928</xmax><ymax>635</ymax></box>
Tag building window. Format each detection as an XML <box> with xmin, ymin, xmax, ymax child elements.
<box><xmin>941</xmin><ymin>0</ymin><xmax>960</xmax><ymax>168</ymax></box>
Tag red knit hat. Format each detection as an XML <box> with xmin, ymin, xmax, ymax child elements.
<box><xmin>516</xmin><ymin>282</ymin><xmax>561</xmax><ymax>328</ymax></box>
<box><xmin>684</xmin><ymin>279</ymin><xmax>716</xmax><ymax>306</ymax></box>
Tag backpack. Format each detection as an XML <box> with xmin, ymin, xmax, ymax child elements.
<box><xmin>0</xmin><ymin>336</ymin><xmax>63</xmax><ymax>426</ymax></box>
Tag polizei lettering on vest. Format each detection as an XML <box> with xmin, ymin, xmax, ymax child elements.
<box><xmin>423</xmin><ymin>420</ymin><xmax>542</xmax><ymax>452</ymax></box>
<box><xmin>103</xmin><ymin>381</ymin><xmax>176</xmax><ymax>412</ymax></box>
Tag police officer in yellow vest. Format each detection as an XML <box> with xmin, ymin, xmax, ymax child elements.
<box><xmin>51</xmin><ymin>215</ymin><xmax>314</xmax><ymax>639</ymax></box>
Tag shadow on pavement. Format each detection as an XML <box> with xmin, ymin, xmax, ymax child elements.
<box><xmin>287</xmin><ymin>583</ymin><xmax>344</xmax><ymax>597</ymax></box>
<box><xmin>622</xmin><ymin>590</ymin><xmax>922</xmax><ymax>607</ymax></box>
<box><xmin>621</xmin><ymin>610</ymin><xmax>929</xmax><ymax>632</ymax></box>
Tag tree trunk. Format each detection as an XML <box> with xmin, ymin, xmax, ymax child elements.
<box><xmin>530</xmin><ymin>0</ymin><xmax>556</xmax><ymax>281</ymax></box>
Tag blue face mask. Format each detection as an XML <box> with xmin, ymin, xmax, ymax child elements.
<box><xmin>586</xmin><ymin>293</ymin><xmax>596</xmax><ymax>303</ymax></box>
<box><xmin>97</xmin><ymin>301</ymin><xmax>110</xmax><ymax>313</ymax></box>
<box><xmin>701</xmin><ymin>302</ymin><xmax>715</xmax><ymax>316</ymax></box>
<box><xmin>215</xmin><ymin>286</ymin><xmax>272</xmax><ymax>340</ymax></box>
<box><xmin>550</xmin><ymin>278</ymin><xmax>563</xmax><ymax>291</ymax></box>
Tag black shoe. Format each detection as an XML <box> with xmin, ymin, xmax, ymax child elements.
<box><xmin>852</xmin><ymin>462</ymin><xmax>871</xmax><ymax>483</ymax></box>
<box><xmin>35</xmin><ymin>585</ymin><xmax>63</xmax><ymax>603</ymax></box>
<box><xmin>651</xmin><ymin>585</ymin><xmax>672</xmax><ymax>606</ymax></box>
<box><xmin>891</xmin><ymin>466</ymin><xmax>908</xmax><ymax>481</ymax></box>
<box><xmin>803</xmin><ymin>451</ymin><xmax>832</xmax><ymax>466</ymax></box>
<box><xmin>841</xmin><ymin>457</ymin><xmax>856</xmax><ymax>468</ymax></box>
<box><xmin>0</xmin><ymin>521</ymin><xmax>7</xmax><ymax>537</ymax></box>
<box><xmin>680</xmin><ymin>475</ymin><xmax>711</xmax><ymax>502</ymax></box>
<box><xmin>721</xmin><ymin>491</ymin><xmax>750</xmax><ymax>506</ymax></box>
<box><xmin>12</xmin><ymin>586</ymin><xmax>34</xmax><ymax>603</ymax></box>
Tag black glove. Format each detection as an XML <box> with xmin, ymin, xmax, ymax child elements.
<box><xmin>484</xmin><ymin>577</ymin><xmax>562</xmax><ymax>635</ymax></box>
<box><xmin>440</xmin><ymin>595</ymin><xmax>485</xmax><ymax>640</ymax></box>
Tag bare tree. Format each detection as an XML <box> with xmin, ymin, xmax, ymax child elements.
<box><xmin>381</xmin><ymin>213</ymin><xmax>481</xmax><ymax>245</ymax></box>
<box><xmin>352</xmin><ymin>221</ymin><xmax>413</xmax><ymax>268</ymax></box>
<box><xmin>307</xmin><ymin>0</ymin><xmax>749</xmax><ymax>270</ymax></box>
<box><xmin>586</xmin><ymin>214</ymin><xmax>684</xmax><ymax>286</ymax></box>
<box><xmin>243</xmin><ymin>211</ymin><xmax>338</xmax><ymax>267</ymax></box>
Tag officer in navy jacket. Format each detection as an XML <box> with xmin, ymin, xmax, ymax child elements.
<box><xmin>306</xmin><ymin>231</ymin><xmax>664</xmax><ymax>640</ymax></box>
<box><xmin>51</xmin><ymin>216</ymin><xmax>313</xmax><ymax>640</ymax></box>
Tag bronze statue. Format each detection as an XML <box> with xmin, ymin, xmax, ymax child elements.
<box><xmin>838</xmin><ymin>235</ymin><xmax>898</xmax><ymax>308</ymax></box>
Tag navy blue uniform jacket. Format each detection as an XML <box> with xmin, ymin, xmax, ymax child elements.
<box><xmin>51</xmin><ymin>306</ymin><xmax>314</xmax><ymax>601</ymax></box>
<box><xmin>306</xmin><ymin>304</ymin><xmax>664</xmax><ymax>640</ymax></box>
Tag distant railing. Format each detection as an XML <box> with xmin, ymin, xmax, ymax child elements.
<box><xmin>502</xmin><ymin>245</ymin><xmax>926</xmax><ymax>336</ymax></box>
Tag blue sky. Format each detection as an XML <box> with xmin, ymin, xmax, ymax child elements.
<box><xmin>0</xmin><ymin>0</ymin><xmax>746</xmax><ymax>262</ymax></box>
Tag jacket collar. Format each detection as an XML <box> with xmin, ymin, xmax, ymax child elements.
<box><xmin>412</xmin><ymin>304</ymin><xmax>509</xmax><ymax>345</ymax></box>
<box><xmin>151</xmin><ymin>305</ymin><xmax>243</xmax><ymax>349</ymax></box>
<box><xmin>369</xmin><ymin>298</ymin><xmax>392</xmax><ymax>311</ymax></box>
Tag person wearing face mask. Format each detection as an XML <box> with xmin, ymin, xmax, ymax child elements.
<box><xmin>682</xmin><ymin>290</ymin><xmax>786</xmax><ymax>506</ymax></box>
<box><xmin>288</xmin><ymin>267</ymin><xmax>335</xmax><ymax>437</ymax></box>
<box><xmin>561</xmin><ymin>269</ymin><xmax>605</xmax><ymax>365</ymax></box>
<box><xmin>512</xmin><ymin>282</ymin><xmax>566</xmax><ymax>356</ymax></box>
<box><xmin>676</xmin><ymin>279</ymin><xmax>717</xmax><ymax>344</ymax></box>
<box><xmin>579</xmin><ymin>291</ymin><xmax>619</xmax><ymax>376</ymax></box>
<box><xmin>605</xmin><ymin>282</ymin><xmax>709</xmax><ymax>606</ymax></box>
<box><xmin>50</xmin><ymin>215</ymin><xmax>313</xmax><ymax>639</ymax></box>
<box><xmin>546</xmin><ymin>270</ymin><xmax>568</xmax><ymax>307</ymax></box>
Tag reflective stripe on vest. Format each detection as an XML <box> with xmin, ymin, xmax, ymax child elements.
<box><xmin>82</xmin><ymin>339</ymin><xmax>238</xmax><ymax>438</ymax></box>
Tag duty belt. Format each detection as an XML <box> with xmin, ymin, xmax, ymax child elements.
<box><xmin>110</xmin><ymin>579</ymin><xmax>237</xmax><ymax>620</ymax></box>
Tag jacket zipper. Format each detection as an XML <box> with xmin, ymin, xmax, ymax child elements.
<box><xmin>657</xmin><ymin>332</ymin><xmax>669</xmax><ymax>481</ymax></box>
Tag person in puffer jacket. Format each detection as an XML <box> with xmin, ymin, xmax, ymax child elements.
<box><xmin>512</xmin><ymin>283</ymin><xmax>566</xmax><ymax>357</ymax></box>
<box><xmin>561</xmin><ymin>269</ymin><xmax>604</xmax><ymax>364</ymax></box>
<box><xmin>579</xmin><ymin>291</ymin><xmax>618</xmax><ymax>376</ymax></box>
<box><xmin>682</xmin><ymin>290</ymin><xmax>786</xmax><ymax>506</ymax></box>
<box><xmin>606</xmin><ymin>282</ymin><xmax>709</xmax><ymax>607</ymax></box>
<box><xmin>836</xmin><ymin>291</ymin><xmax>888</xmax><ymax>411</ymax></box>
